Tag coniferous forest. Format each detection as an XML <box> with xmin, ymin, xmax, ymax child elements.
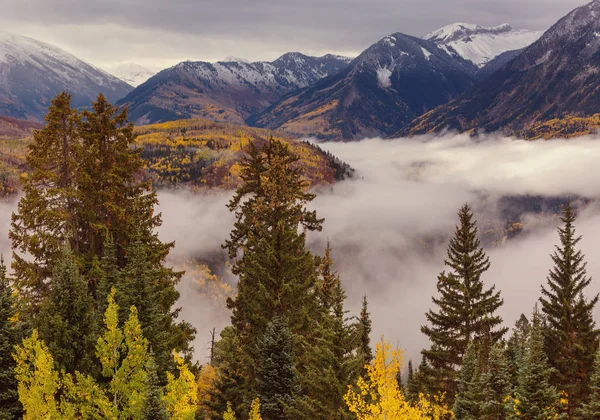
<box><xmin>1</xmin><ymin>93</ymin><xmax>600</xmax><ymax>420</ymax></box>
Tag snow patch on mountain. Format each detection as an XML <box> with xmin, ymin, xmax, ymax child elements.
<box><xmin>376</xmin><ymin>66</ymin><xmax>393</xmax><ymax>88</ymax></box>
<box><xmin>420</xmin><ymin>47</ymin><xmax>432</xmax><ymax>61</ymax></box>
<box><xmin>424</xmin><ymin>23</ymin><xmax>543</xmax><ymax>67</ymax></box>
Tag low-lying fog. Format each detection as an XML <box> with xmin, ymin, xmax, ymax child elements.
<box><xmin>3</xmin><ymin>133</ymin><xmax>600</xmax><ymax>365</ymax></box>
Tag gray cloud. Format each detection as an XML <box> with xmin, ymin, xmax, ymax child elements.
<box><xmin>0</xmin><ymin>0</ymin><xmax>586</xmax><ymax>70</ymax></box>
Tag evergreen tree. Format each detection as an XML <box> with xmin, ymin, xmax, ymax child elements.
<box><xmin>358</xmin><ymin>295</ymin><xmax>373</xmax><ymax>375</ymax></box>
<box><xmin>540</xmin><ymin>202</ymin><xmax>599</xmax><ymax>418</ymax></box>
<box><xmin>142</xmin><ymin>356</ymin><xmax>168</xmax><ymax>420</ymax></box>
<box><xmin>310</xmin><ymin>242</ymin><xmax>360</xmax><ymax>419</ymax></box>
<box><xmin>480</xmin><ymin>343</ymin><xmax>511</xmax><ymax>420</ymax></box>
<box><xmin>511</xmin><ymin>308</ymin><xmax>559</xmax><ymax>420</ymax></box>
<box><xmin>218</xmin><ymin>138</ymin><xmax>327</xmax><ymax>412</ymax></box>
<box><xmin>506</xmin><ymin>314</ymin><xmax>530</xmax><ymax>390</ymax></box>
<box><xmin>578</xmin><ymin>345</ymin><xmax>600</xmax><ymax>419</ymax></box>
<box><xmin>119</xmin><ymin>233</ymin><xmax>194</xmax><ymax>379</ymax></box>
<box><xmin>0</xmin><ymin>257</ymin><xmax>23</xmax><ymax>419</ymax></box>
<box><xmin>406</xmin><ymin>360</ymin><xmax>419</xmax><ymax>403</ymax></box>
<box><xmin>256</xmin><ymin>317</ymin><xmax>300</xmax><ymax>420</ymax></box>
<box><xmin>10</xmin><ymin>92</ymin><xmax>80</xmax><ymax>308</ymax></box>
<box><xmin>37</xmin><ymin>246</ymin><xmax>96</xmax><ymax>375</ymax></box>
<box><xmin>454</xmin><ymin>342</ymin><xmax>480</xmax><ymax>419</ymax></box>
<box><xmin>421</xmin><ymin>204</ymin><xmax>507</xmax><ymax>403</ymax></box>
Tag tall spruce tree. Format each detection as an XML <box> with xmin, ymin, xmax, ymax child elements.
<box><xmin>479</xmin><ymin>343</ymin><xmax>511</xmax><ymax>419</ymax></box>
<box><xmin>0</xmin><ymin>258</ymin><xmax>23</xmax><ymax>419</ymax></box>
<box><xmin>421</xmin><ymin>204</ymin><xmax>507</xmax><ymax>403</ymax></box>
<box><xmin>118</xmin><ymin>233</ymin><xmax>194</xmax><ymax>379</ymax></box>
<box><xmin>540</xmin><ymin>202</ymin><xmax>599</xmax><ymax>418</ymax></box>
<box><xmin>309</xmin><ymin>243</ymin><xmax>360</xmax><ymax>419</ymax></box>
<box><xmin>219</xmin><ymin>138</ymin><xmax>328</xmax><ymax>413</ymax></box>
<box><xmin>358</xmin><ymin>295</ymin><xmax>373</xmax><ymax>375</ymax></box>
<box><xmin>405</xmin><ymin>360</ymin><xmax>419</xmax><ymax>403</ymax></box>
<box><xmin>454</xmin><ymin>342</ymin><xmax>480</xmax><ymax>420</ymax></box>
<box><xmin>578</xmin><ymin>345</ymin><xmax>600</xmax><ymax>419</ymax></box>
<box><xmin>506</xmin><ymin>314</ymin><xmax>530</xmax><ymax>390</ymax></box>
<box><xmin>256</xmin><ymin>317</ymin><xmax>300</xmax><ymax>420</ymax></box>
<box><xmin>10</xmin><ymin>92</ymin><xmax>80</xmax><ymax>309</ymax></box>
<box><xmin>37</xmin><ymin>247</ymin><xmax>96</xmax><ymax>375</ymax></box>
<box><xmin>511</xmin><ymin>308</ymin><xmax>559</xmax><ymax>420</ymax></box>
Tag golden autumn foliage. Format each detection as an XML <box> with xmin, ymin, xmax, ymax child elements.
<box><xmin>134</xmin><ymin>118</ymin><xmax>337</xmax><ymax>189</ymax></box>
<box><xmin>223</xmin><ymin>401</ymin><xmax>236</xmax><ymax>420</ymax></box>
<box><xmin>13</xmin><ymin>330</ymin><xmax>60</xmax><ymax>420</ymax></box>
<box><xmin>164</xmin><ymin>351</ymin><xmax>199</xmax><ymax>420</ymax></box>
<box><xmin>521</xmin><ymin>114</ymin><xmax>600</xmax><ymax>140</ymax></box>
<box><xmin>248</xmin><ymin>398</ymin><xmax>262</xmax><ymax>420</ymax></box>
<box><xmin>344</xmin><ymin>340</ymin><xmax>453</xmax><ymax>420</ymax></box>
<box><xmin>196</xmin><ymin>364</ymin><xmax>219</xmax><ymax>418</ymax></box>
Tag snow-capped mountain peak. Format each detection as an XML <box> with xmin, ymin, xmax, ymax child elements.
<box><xmin>425</xmin><ymin>23</ymin><xmax>513</xmax><ymax>43</ymax></box>
<box><xmin>424</xmin><ymin>22</ymin><xmax>543</xmax><ymax>67</ymax></box>
<box><xmin>0</xmin><ymin>31</ymin><xmax>132</xmax><ymax>120</ymax></box>
<box><xmin>103</xmin><ymin>62</ymin><xmax>156</xmax><ymax>87</ymax></box>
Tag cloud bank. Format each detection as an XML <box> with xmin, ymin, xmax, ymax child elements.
<box><xmin>156</xmin><ymin>133</ymin><xmax>600</xmax><ymax>362</ymax></box>
<box><xmin>3</xmin><ymin>133</ymin><xmax>600</xmax><ymax>364</ymax></box>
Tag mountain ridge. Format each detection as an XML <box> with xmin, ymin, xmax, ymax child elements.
<box><xmin>0</xmin><ymin>31</ymin><xmax>132</xmax><ymax>121</ymax></box>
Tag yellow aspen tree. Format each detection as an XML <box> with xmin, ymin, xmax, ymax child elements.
<box><xmin>223</xmin><ymin>401</ymin><xmax>236</xmax><ymax>420</ymax></box>
<box><xmin>344</xmin><ymin>340</ymin><xmax>452</xmax><ymax>420</ymax></box>
<box><xmin>196</xmin><ymin>364</ymin><xmax>218</xmax><ymax>417</ymax></box>
<box><xmin>248</xmin><ymin>398</ymin><xmax>262</xmax><ymax>420</ymax></box>
<box><xmin>163</xmin><ymin>351</ymin><xmax>199</xmax><ymax>420</ymax></box>
<box><xmin>13</xmin><ymin>330</ymin><xmax>60</xmax><ymax>420</ymax></box>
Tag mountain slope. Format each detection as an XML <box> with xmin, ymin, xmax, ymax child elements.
<box><xmin>117</xmin><ymin>53</ymin><xmax>352</xmax><ymax>126</ymax></box>
<box><xmin>0</xmin><ymin>32</ymin><xmax>132</xmax><ymax>121</ymax></box>
<box><xmin>402</xmin><ymin>0</ymin><xmax>600</xmax><ymax>136</ymax></box>
<box><xmin>424</xmin><ymin>23</ymin><xmax>542</xmax><ymax>67</ymax></box>
<box><xmin>250</xmin><ymin>33</ymin><xmax>477</xmax><ymax>140</ymax></box>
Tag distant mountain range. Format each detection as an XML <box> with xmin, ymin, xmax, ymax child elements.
<box><xmin>116</xmin><ymin>53</ymin><xmax>352</xmax><ymax>126</ymax></box>
<box><xmin>402</xmin><ymin>0</ymin><xmax>600</xmax><ymax>137</ymax></box>
<box><xmin>0</xmin><ymin>32</ymin><xmax>132</xmax><ymax>121</ymax></box>
<box><xmin>3</xmin><ymin>0</ymin><xmax>600</xmax><ymax>141</ymax></box>
<box><xmin>250</xmin><ymin>34</ymin><xmax>477</xmax><ymax>139</ymax></box>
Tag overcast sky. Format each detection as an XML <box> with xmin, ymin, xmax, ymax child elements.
<box><xmin>0</xmin><ymin>0</ymin><xmax>586</xmax><ymax>71</ymax></box>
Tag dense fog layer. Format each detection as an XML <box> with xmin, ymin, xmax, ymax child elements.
<box><xmin>159</xmin><ymin>134</ymin><xmax>600</xmax><ymax>362</ymax></box>
<box><xmin>3</xmin><ymin>133</ymin><xmax>600</xmax><ymax>364</ymax></box>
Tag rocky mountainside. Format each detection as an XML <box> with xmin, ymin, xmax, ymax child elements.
<box><xmin>424</xmin><ymin>23</ymin><xmax>542</xmax><ymax>67</ymax></box>
<box><xmin>0</xmin><ymin>31</ymin><xmax>132</xmax><ymax>121</ymax></box>
<box><xmin>117</xmin><ymin>53</ymin><xmax>352</xmax><ymax>125</ymax></box>
<box><xmin>250</xmin><ymin>33</ymin><xmax>477</xmax><ymax>140</ymax></box>
<box><xmin>402</xmin><ymin>0</ymin><xmax>600</xmax><ymax>136</ymax></box>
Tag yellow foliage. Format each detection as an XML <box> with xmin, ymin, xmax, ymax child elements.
<box><xmin>164</xmin><ymin>351</ymin><xmax>199</xmax><ymax>420</ymax></box>
<box><xmin>197</xmin><ymin>364</ymin><xmax>219</xmax><ymax>418</ymax></box>
<box><xmin>13</xmin><ymin>330</ymin><xmax>60</xmax><ymax>420</ymax></box>
<box><xmin>248</xmin><ymin>398</ymin><xmax>262</xmax><ymax>420</ymax></box>
<box><xmin>344</xmin><ymin>340</ymin><xmax>452</xmax><ymax>420</ymax></box>
<box><xmin>223</xmin><ymin>401</ymin><xmax>236</xmax><ymax>420</ymax></box>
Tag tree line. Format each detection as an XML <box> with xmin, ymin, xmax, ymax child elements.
<box><xmin>1</xmin><ymin>93</ymin><xmax>600</xmax><ymax>419</ymax></box>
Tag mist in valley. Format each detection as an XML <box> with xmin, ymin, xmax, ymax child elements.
<box><xmin>3</xmin><ymin>133</ymin><xmax>600</xmax><ymax>365</ymax></box>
